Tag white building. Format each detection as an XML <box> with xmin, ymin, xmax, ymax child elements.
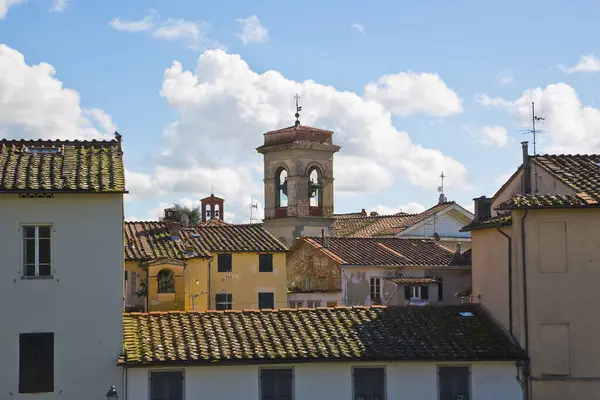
<box><xmin>122</xmin><ymin>306</ymin><xmax>526</xmax><ymax>400</ymax></box>
<box><xmin>0</xmin><ymin>136</ymin><xmax>126</xmax><ymax>398</ymax></box>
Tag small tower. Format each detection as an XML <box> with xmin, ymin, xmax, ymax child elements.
<box><xmin>201</xmin><ymin>194</ymin><xmax>225</xmax><ymax>222</ymax></box>
<box><xmin>256</xmin><ymin>94</ymin><xmax>341</xmax><ymax>246</ymax></box>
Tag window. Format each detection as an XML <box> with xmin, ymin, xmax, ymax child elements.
<box><xmin>260</xmin><ymin>368</ymin><xmax>293</xmax><ymax>400</ymax></box>
<box><xmin>307</xmin><ymin>300</ymin><xmax>322</xmax><ymax>308</ymax></box>
<box><xmin>438</xmin><ymin>366</ymin><xmax>470</xmax><ymax>400</ymax></box>
<box><xmin>218</xmin><ymin>254</ymin><xmax>232</xmax><ymax>272</ymax></box>
<box><xmin>215</xmin><ymin>293</ymin><xmax>233</xmax><ymax>310</ymax></box>
<box><xmin>353</xmin><ymin>367</ymin><xmax>385</xmax><ymax>400</ymax></box>
<box><xmin>438</xmin><ymin>280</ymin><xmax>443</xmax><ymax>301</ymax></box>
<box><xmin>288</xmin><ymin>301</ymin><xmax>303</xmax><ymax>308</ymax></box>
<box><xmin>258</xmin><ymin>292</ymin><xmax>275</xmax><ymax>309</ymax></box>
<box><xmin>157</xmin><ymin>269</ymin><xmax>175</xmax><ymax>293</ymax></box>
<box><xmin>19</xmin><ymin>332</ymin><xmax>54</xmax><ymax>393</ymax></box>
<box><xmin>404</xmin><ymin>285</ymin><xmax>429</xmax><ymax>300</ymax></box>
<box><xmin>276</xmin><ymin>168</ymin><xmax>288</xmax><ymax>208</ymax></box>
<box><xmin>150</xmin><ymin>371</ymin><xmax>184</xmax><ymax>400</ymax></box>
<box><xmin>259</xmin><ymin>254</ymin><xmax>273</xmax><ymax>272</ymax></box>
<box><xmin>304</xmin><ymin>277</ymin><xmax>311</xmax><ymax>291</ymax></box>
<box><xmin>131</xmin><ymin>271</ymin><xmax>137</xmax><ymax>295</ymax></box>
<box><xmin>23</xmin><ymin>225</ymin><xmax>52</xmax><ymax>277</ymax></box>
<box><xmin>370</xmin><ymin>277</ymin><xmax>382</xmax><ymax>302</ymax></box>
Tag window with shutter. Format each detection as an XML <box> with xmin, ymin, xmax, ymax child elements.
<box><xmin>215</xmin><ymin>293</ymin><xmax>233</xmax><ymax>310</ymax></box>
<box><xmin>259</xmin><ymin>254</ymin><xmax>274</xmax><ymax>272</ymax></box>
<box><xmin>404</xmin><ymin>286</ymin><xmax>410</xmax><ymax>300</ymax></box>
<box><xmin>260</xmin><ymin>368</ymin><xmax>293</xmax><ymax>400</ymax></box>
<box><xmin>353</xmin><ymin>367</ymin><xmax>385</xmax><ymax>400</ymax></box>
<box><xmin>438</xmin><ymin>280</ymin><xmax>443</xmax><ymax>301</ymax></box>
<box><xmin>258</xmin><ymin>292</ymin><xmax>275</xmax><ymax>309</ymax></box>
<box><xmin>19</xmin><ymin>332</ymin><xmax>54</xmax><ymax>393</ymax></box>
<box><xmin>421</xmin><ymin>285</ymin><xmax>429</xmax><ymax>300</ymax></box>
<box><xmin>438</xmin><ymin>366</ymin><xmax>470</xmax><ymax>400</ymax></box>
<box><xmin>218</xmin><ymin>254</ymin><xmax>232</xmax><ymax>272</ymax></box>
<box><xmin>150</xmin><ymin>371</ymin><xmax>184</xmax><ymax>400</ymax></box>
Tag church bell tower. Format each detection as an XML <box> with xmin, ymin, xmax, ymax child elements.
<box><xmin>256</xmin><ymin>95</ymin><xmax>341</xmax><ymax>247</ymax></box>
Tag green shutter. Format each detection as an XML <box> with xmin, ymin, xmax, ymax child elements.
<box><xmin>421</xmin><ymin>285</ymin><xmax>429</xmax><ymax>300</ymax></box>
<box><xmin>404</xmin><ymin>286</ymin><xmax>411</xmax><ymax>299</ymax></box>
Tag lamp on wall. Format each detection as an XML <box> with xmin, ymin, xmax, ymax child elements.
<box><xmin>106</xmin><ymin>385</ymin><xmax>118</xmax><ymax>399</ymax></box>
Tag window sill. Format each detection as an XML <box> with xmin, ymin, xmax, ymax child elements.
<box><xmin>21</xmin><ymin>275</ymin><xmax>54</xmax><ymax>280</ymax></box>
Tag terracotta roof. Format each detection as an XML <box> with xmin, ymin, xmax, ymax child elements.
<box><xmin>387</xmin><ymin>277</ymin><xmax>441</xmax><ymax>285</ymax></box>
<box><xmin>264</xmin><ymin>124</ymin><xmax>334</xmax><ymax>136</ymax></box>
<box><xmin>124</xmin><ymin>222</ymin><xmax>211</xmax><ymax>261</ymax></box>
<box><xmin>460</xmin><ymin>214</ymin><xmax>513</xmax><ymax>232</ymax></box>
<box><xmin>194</xmin><ymin>224</ymin><xmax>287</xmax><ymax>252</ymax></box>
<box><xmin>301</xmin><ymin>237</ymin><xmax>471</xmax><ymax>267</ymax></box>
<box><xmin>121</xmin><ymin>305</ymin><xmax>525</xmax><ymax>365</ymax></box>
<box><xmin>533</xmin><ymin>154</ymin><xmax>600</xmax><ymax>202</ymax></box>
<box><xmin>199</xmin><ymin>218</ymin><xmax>231</xmax><ymax>227</ymax></box>
<box><xmin>333</xmin><ymin>202</ymin><xmax>462</xmax><ymax>238</ymax></box>
<box><xmin>0</xmin><ymin>136</ymin><xmax>125</xmax><ymax>193</ymax></box>
<box><xmin>497</xmin><ymin>194</ymin><xmax>599</xmax><ymax>210</ymax></box>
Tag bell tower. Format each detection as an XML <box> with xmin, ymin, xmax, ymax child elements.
<box><xmin>256</xmin><ymin>95</ymin><xmax>341</xmax><ymax>247</ymax></box>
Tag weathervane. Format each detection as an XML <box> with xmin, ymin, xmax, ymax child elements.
<box><xmin>294</xmin><ymin>93</ymin><xmax>302</xmax><ymax>127</ymax></box>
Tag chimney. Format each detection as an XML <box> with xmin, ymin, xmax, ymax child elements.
<box><xmin>521</xmin><ymin>141</ymin><xmax>531</xmax><ymax>195</ymax></box>
<box><xmin>321</xmin><ymin>229</ymin><xmax>325</xmax><ymax>241</ymax></box>
<box><xmin>164</xmin><ymin>208</ymin><xmax>181</xmax><ymax>239</ymax></box>
<box><xmin>456</xmin><ymin>241</ymin><xmax>462</xmax><ymax>256</ymax></box>
<box><xmin>370</xmin><ymin>211</ymin><xmax>379</xmax><ymax>217</ymax></box>
<box><xmin>473</xmin><ymin>196</ymin><xmax>492</xmax><ymax>221</ymax></box>
<box><xmin>361</xmin><ymin>208</ymin><xmax>367</xmax><ymax>217</ymax></box>
<box><xmin>324</xmin><ymin>235</ymin><xmax>330</xmax><ymax>248</ymax></box>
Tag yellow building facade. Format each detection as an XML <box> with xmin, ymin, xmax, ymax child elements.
<box><xmin>124</xmin><ymin>217</ymin><xmax>287</xmax><ymax>312</ymax></box>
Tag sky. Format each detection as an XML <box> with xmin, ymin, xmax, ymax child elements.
<box><xmin>1</xmin><ymin>0</ymin><xmax>600</xmax><ymax>222</ymax></box>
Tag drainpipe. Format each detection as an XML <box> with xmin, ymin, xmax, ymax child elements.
<box><xmin>520</xmin><ymin>210</ymin><xmax>531</xmax><ymax>400</ymax></box>
<box><xmin>497</xmin><ymin>228</ymin><xmax>514</xmax><ymax>338</ymax></box>
<box><xmin>207</xmin><ymin>258</ymin><xmax>213</xmax><ymax>309</ymax></box>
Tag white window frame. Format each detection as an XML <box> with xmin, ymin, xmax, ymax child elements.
<box><xmin>411</xmin><ymin>285</ymin><xmax>422</xmax><ymax>299</ymax></box>
<box><xmin>21</xmin><ymin>224</ymin><xmax>53</xmax><ymax>278</ymax></box>
<box><xmin>288</xmin><ymin>301</ymin><xmax>303</xmax><ymax>308</ymax></box>
<box><xmin>370</xmin><ymin>277</ymin><xmax>382</xmax><ymax>300</ymax></box>
<box><xmin>307</xmin><ymin>300</ymin><xmax>321</xmax><ymax>308</ymax></box>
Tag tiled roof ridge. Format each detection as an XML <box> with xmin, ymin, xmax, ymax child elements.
<box><xmin>335</xmin><ymin>212</ymin><xmax>419</xmax><ymax>220</ymax></box>
<box><xmin>496</xmin><ymin>193</ymin><xmax>599</xmax><ymax>210</ymax></box>
<box><xmin>265</xmin><ymin>124</ymin><xmax>334</xmax><ymax>135</ymax></box>
<box><xmin>0</xmin><ymin>138</ymin><xmax>120</xmax><ymax>146</ymax></box>
<box><xmin>198</xmin><ymin>222</ymin><xmax>264</xmax><ymax>228</ymax></box>
<box><xmin>532</xmin><ymin>153</ymin><xmax>600</xmax><ymax>158</ymax></box>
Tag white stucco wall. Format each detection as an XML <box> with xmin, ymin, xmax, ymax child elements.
<box><xmin>287</xmin><ymin>291</ymin><xmax>342</xmax><ymax>307</ymax></box>
<box><xmin>401</xmin><ymin>212</ymin><xmax>471</xmax><ymax>239</ymax></box>
<box><xmin>0</xmin><ymin>194</ymin><xmax>124</xmax><ymax>399</ymax></box>
<box><xmin>126</xmin><ymin>361</ymin><xmax>522</xmax><ymax>400</ymax></box>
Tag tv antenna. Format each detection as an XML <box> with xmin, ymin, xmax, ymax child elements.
<box><xmin>294</xmin><ymin>93</ymin><xmax>302</xmax><ymax>127</ymax></box>
<box><xmin>249</xmin><ymin>197</ymin><xmax>259</xmax><ymax>223</ymax></box>
<box><xmin>523</xmin><ymin>101</ymin><xmax>545</xmax><ymax>193</ymax></box>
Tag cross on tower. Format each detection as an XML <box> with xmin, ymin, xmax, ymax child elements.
<box><xmin>439</xmin><ymin>172</ymin><xmax>445</xmax><ymax>194</ymax></box>
<box><xmin>294</xmin><ymin>93</ymin><xmax>302</xmax><ymax>126</ymax></box>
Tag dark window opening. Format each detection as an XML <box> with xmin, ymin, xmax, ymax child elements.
<box><xmin>157</xmin><ymin>269</ymin><xmax>175</xmax><ymax>293</ymax></box>
<box><xmin>354</xmin><ymin>367</ymin><xmax>385</xmax><ymax>400</ymax></box>
<box><xmin>260</xmin><ymin>368</ymin><xmax>293</xmax><ymax>400</ymax></box>
<box><xmin>19</xmin><ymin>332</ymin><xmax>54</xmax><ymax>394</ymax></box>
<box><xmin>276</xmin><ymin>168</ymin><xmax>288</xmax><ymax>208</ymax></box>
<box><xmin>259</xmin><ymin>254</ymin><xmax>273</xmax><ymax>272</ymax></box>
<box><xmin>215</xmin><ymin>293</ymin><xmax>233</xmax><ymax>310</ymax></box>
<box><xmin>438</xmin><ymin>366</ymin><xmax>470</xmax><ymax>400</ymax></box>
<box><xmin>258</xmin><ymin>292</ymin><xmax>275</xmax><ymax>309</ymax></box>
<box><xmin>218</xmin><ymin>254</ymin><xmax>232</xmax><ymax>272</ymax></box>
<box><xmin>150</xmin><ymin>371</ymin><xmax>184</xmax><ymax>400</ymax></box>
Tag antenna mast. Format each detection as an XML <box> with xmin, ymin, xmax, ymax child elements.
<box><xmin>526</xmin><ymin>101</ymin><xmax>545</xmax><ymax>193</ymax></box>
<box><xmin>249</xmin><ymin>197</ymin><xmax>258</xmax><ymax>223</ymax></box>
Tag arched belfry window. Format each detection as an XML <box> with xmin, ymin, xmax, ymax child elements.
<box><xmin>157</xmin><ymin>269</ymin><xmax>175</xmax><ymax>293</ymax></box>
<box><xmin>205</xmin><ymin>204</ymin><xmax>211</xmax><ymax>220</ymax></box>
<box><xmin>214</xmin><ymin>204</ymin><xmax>220</xmax><ymax>219</ymax></box>
<box><xmin>308</xmin><ymin>168</ymin><xmax>322</xmax><ymax>207</ymax></box>
<box><xmin>276</xmin><ymin>168</ymin><xmax>288</xmax><ymax>207</ymax></box>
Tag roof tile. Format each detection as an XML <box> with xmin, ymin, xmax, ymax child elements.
<box><xmin>0</xmin><ymin>137</ymin><xmax>125</xmax><ymax>193</ymax></box>
<box><xmin>497</xmin><ymin>194</ymin><xmax>598</xmax><ymax>210</ymax></box>
<box><xmin>533</xmin><ymin>154</ymin><xmax>600</xmax><ymax>201</ymax></box>
<box><xmin>460</xmin><ymin>214</ymin><xmax>513</xmax><ymax>232</ymax></box>
<box><xmin>195</xmin><ymin>224</ymin><xmax>287</xmax><ymax>253</ymax></box>
<box><xmin>121</xmin><ymin>306</ymin><xmax>525</xmax><ymax>365</ymax></box>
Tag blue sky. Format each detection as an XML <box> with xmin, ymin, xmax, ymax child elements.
<box><xmin>1</xmin><ymin>0</ymin><xmax>600</xmax><ymax>221</ymax></box>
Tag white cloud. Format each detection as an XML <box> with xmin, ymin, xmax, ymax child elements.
<box><xmin>364</xmin><ymin>72</ymin><xmax>463</xmax><ymax>117</ymax></box>
<box><xmin>496</xmin><ymin>71</ymin><xmax>514</xmax><ymax>86</ymax></box>
<box><xmin>0</xmin><ymin>0</ymin><xmax>23</xmax><ymax>20</ymax></box>
<box><xmin>0</xmin><ymin>44</ymin><xmax>112</xmax><ymax>140</ymax></box>
<box><xmin>108</xmin><ymin>10</ymin><xmax>158</xmax><ymax>32</ymax></box>
<box><xmin>146</xmin><ymin>49</ymin><xmax>469</xmax><ymax>222</ymax></box>
<box><xmin>153</xmin><ymin>19</ymin><xmax>209</xmax><ymax>49</ymax></box>
<box><xmin>373</xmin><ymin>202</ymin><xmax>426</xmax><ymax>215</ymax></box>
<box><xmin>236</xmin><ymin>15</ymin><xmax>268</xmax><ymax>45</ymax></box>
<box><xmin>351</xmin><ymin>23</ymin><xmax>364</xmax><ymax>34</ymax></box>
<box><xmin>51</xmin><ymin>0</ymin><xmax>68</xmax><ymax>12</ymax></box>
<box><xmin>476</xmin><ymin>93</ymin><xmax>514</xmax><ymax>110</ymax></box>
<box><xmin>478</xmin><ymin>83</ymin><xmax>600</xmax><ymax>153</ymax></box>
<box><xmin>494</xmin><ymin>168</ymin><xmax>517</xmax><ymax>187</ymax></box>
<box><xmin>470</xmin><ymin>125</ymin><xmax>508</xmax><ymax>148</ymax></box>
<box><xmin>464</xmin><ymin>203</ymin><xmax>475</xmax><ymax>214</ymax></box>
<box><xmin>558</xmin><ymin>53</ymin><xmax>600</xmax><ymax>74</ymax></box>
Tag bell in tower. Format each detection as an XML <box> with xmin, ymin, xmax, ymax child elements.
<box><xmin>256</xmin><ymin>95</ymin><xmax>341</xmax><ymax>247</ymax></box>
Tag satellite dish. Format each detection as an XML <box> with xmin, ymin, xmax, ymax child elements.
<box><xmin>180</xmin><ymin>213</ymin><xmax>190</xmax><ymax>227</ymax></box>
<box><xmin>433</xmin><ymin>232</ymin><xmax>440</xmax><ymax>242</ymax></box>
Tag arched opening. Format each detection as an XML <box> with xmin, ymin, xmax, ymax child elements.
<box><xmin>157</xmin><ymin>269</ymin><xmax>175</xmax><ymax>293</ymax></box>
<box><xmin>308</xmin><ymin>168</ymin><xmax>322</xmax><ymax>207</ymax></box>
<box><xmin>214</xmin><ymin>204</ymin><xmax>220</xmax><ymax>220</ymax></box>
<box><xmin>205</xmin><ymin>204</ymin><xmax>211</xmax><ymax>220</ymax></box>
<box><xmin>275</xmin><ymin>168</ymin><xmax>288</xmax><ymax>208</ymax></box>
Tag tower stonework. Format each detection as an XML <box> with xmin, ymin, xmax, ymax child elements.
<box><xmin>256</xmin><ymin>124</ymin><xmax>341</xmax><ymax>247</ymax></box>
<box><xmin>201</xmin><ymin>194</ymin><xmax>224</xmax><ymax>222</ymax></box>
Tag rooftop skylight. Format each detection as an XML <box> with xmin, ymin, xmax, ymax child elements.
<box><xmin>25</xmin><ymin>147</ymin><xmax>60</xmax><ymax>154</ymax></box>
<box><xmin>459</xmin><ymin>312</ymin><xmax>474</xmax><ymax>317</ymax></box>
